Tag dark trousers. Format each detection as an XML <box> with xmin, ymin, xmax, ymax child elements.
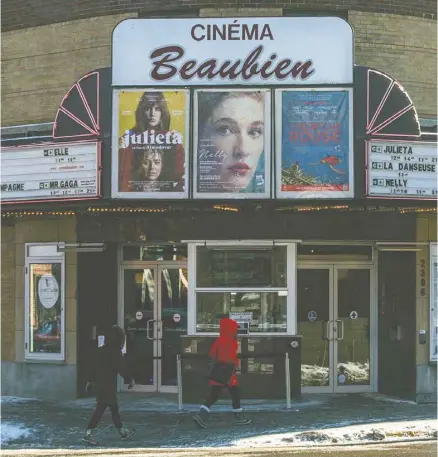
<box><xmin>87</xmin><ymin>400</ymin><xmax>123</xmax><ymax>429</ymax></box>
<box><xmin>204</xmin><ymin>385</ymin><xmax>241</xmax><ymax>410</ymax></box>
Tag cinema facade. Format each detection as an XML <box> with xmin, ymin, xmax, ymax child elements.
<box><xmin>1</xmin><ymin>16</ymin><xmax>437</xmax><ymax>404</ymax></box>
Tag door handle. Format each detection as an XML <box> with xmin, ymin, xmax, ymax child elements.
<box><xmin>324</xmin><ymin>321</ymin><xmax>330</xmax><ymax>340</ymax></box>
<box><xmin>323</xmin><ymin>321</ymin><xmax>333</xmax><ymax>341</ymax></box>
<box><xmin>336</xmin><ymin>320</ymin><xmax>344</xmax><ymax>340</ymax></box>
<box><xmin>157</xmin><ymin>320</ymin><xmax>163</xmax><ymax>340</ymax></box>
<box><xmin>146</xmin><ymin>319</ymin><xmax>155</xmax><ymax>341</ymax></box>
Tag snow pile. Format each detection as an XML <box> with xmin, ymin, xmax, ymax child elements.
<box><xmin>301</xmin><ymin>362</ymin><xmax>369</xmax><ymax>387</ymax></box>
<box><xmin>234</xmin><ymin>419</ymin><xmax>437</xmax><ymax>447</ymax></box>
<box><xmin>1</xmin><ymin>423</ymin><xmax>32</xmax><ymax>446</ymax></box>
<box><xmin>337</xmin><ymin>362</ymin><xmax>369</xmax><ymax>384</ymax></box>
<box><xmin>301</xmin><ymin>365</ymin><xmax>329</xmax><ymax>386</ymax></box>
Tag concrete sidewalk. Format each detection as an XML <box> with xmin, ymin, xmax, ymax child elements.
<box><xmin>1</xmin><ymin>393</ymin><xmax>436</xmax><ymax>451</ymax></box>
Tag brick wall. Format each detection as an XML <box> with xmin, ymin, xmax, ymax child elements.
<box><xmin>1</xmin><ymin>0</ymin><xmax>436</xmax><ymax>31</ymax></box>
<box><xmin>350</xmin><ymin>11</ymin><xmax>437</xmax><ymax>117</ymax></box>
<box><xmin>1</xmin><ymin>9</ymin><xmax>436</xmax><ymax>126</ymax></box>
<box><xmin>1</xmin><ymin>13</ymin><xmax>134</xmax><ymax>126</ymax></box>
<box><xmin>1</xmin><ymin>224</ymin><xmax>16</xmax><ymax>361</ymax></box>
<box><xmin>1</xmin><ymin>216</ymin><xmax>78</xmax><ymax>364</ymax></box>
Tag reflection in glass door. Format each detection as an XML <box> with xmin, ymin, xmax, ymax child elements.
<box><xmin>297</xmin><ymin>268</ymin><xmax>333</xmax><ymax>391</ymax></box>
<box><xmin>122</xmin><ymin>265</ymin><xmax>188</xmax><ymax>393</ymax></box>
<box><xmin>123</xmin><ymin>268</ymin><xmax>156</xmax><ymax>391</ymax></box>
<box><xmin>297</xmin><ymin>265</ymin><xmax>373</xmax><ymax>393</ymax></box>
<box><xmin>335</xmin><ymin>267</ymin><xmax>371</xmax><ymax>390</ymax></box>
<box><xmin>159</xmin><ymin>267</ymin><xmax>188</xmax><ymax>391</ymax></box>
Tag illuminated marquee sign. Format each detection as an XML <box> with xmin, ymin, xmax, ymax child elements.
<box><xmin>112</xmin><ymin>17</ymin><xmax>353</xmax><ymax>86</ymax></box>
<box><xmin>367</xmin><ymin>140</ymin><xmax>437</xmax><ymax>199</ymax></box>
<box><xmin>1</xmin><ymin>141</ymin><xmax>100</xmax><ymax>203</ymax></box>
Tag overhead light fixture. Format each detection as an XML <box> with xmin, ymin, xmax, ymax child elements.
<box><xmin>376</xmin><ymin>242</ymin><xmax>428</xmax><ymax>252</ymax></box>
<box><xmin>378</xmin><ymin>247</ymin><xmax>423</xmax><ymax>252</ymax></box>
<box><xmin>57</xmin><ymin>243</ymin><xmax>106</xmax><ymax>253</ymax></box>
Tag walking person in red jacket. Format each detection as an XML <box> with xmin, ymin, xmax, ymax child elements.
<box><xmin>193</xmin><ymin>318</ymin><xmax>251</xmax><ymax>428</ymax></box>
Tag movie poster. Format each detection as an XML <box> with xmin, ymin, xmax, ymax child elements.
<box><xmin>112</xmin><ymin>90</ymin><xmax>189</xmax><ymax>198</ymax></box>
<box><xmin>276</xmin><ymin>89</ymin><xmax>353</xmax><ymax>199</ymax></box>
<box><xmin>194</xmin><ymin>89</ymin><xmax>271</xmax><ymax>199</ymax></box>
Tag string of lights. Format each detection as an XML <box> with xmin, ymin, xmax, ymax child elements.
<box><xmin>1</xmin><ymin>205</ymin><xmax>436</xmax><ymax>218</ymax></box>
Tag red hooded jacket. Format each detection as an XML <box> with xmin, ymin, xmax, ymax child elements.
<box><xmin>209</xmin><ymin>318</ymin><xmax>239</xmax><ymax>387</ymax></box>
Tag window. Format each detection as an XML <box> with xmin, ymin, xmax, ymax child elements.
<box><xmin>25</xmin><ymin>244</ymin><xmax>65</xmax><ymax>361</ymax></box>
<box><xmin>123</xmin><ymin>244</ymin><xmax>187</xmax><ymax>261</ymax></box>
<box><xmin>189</xmin><ymin>242</ymin><xmax>296</xmax><ymax>335</ymax></box>
<box><xmin>197</xmin><ymin>246</ymin><xmax>286</xmax><ymax>288</ymax></box>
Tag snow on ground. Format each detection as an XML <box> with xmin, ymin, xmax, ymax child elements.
<box><xmin>1</xmin><ymin>396</ymin><xmax>38</xmax><ymax>404</ymax></box>
<box><xmin>361</xmin><ymin>393</ymin><xmax>417</xmax><ymax>405</ymax></box>
<box><xmin>1</xmin><ymin>422</ymin><xmax>32</xmax><ymax>445</ymax></box>
<box><xmin>67</xmin><ymin>397</ymin><xmax>327</xmax><ymax>412</ymax></box>
<box><xmin>233</xmin><ymin>419</ymin><xmax>438</xmax><ymax>448</ymax></box>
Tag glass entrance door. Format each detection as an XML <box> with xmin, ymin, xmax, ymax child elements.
<box><xmin>122</xmin><ymin>265</ymin><xmax>188</xmax><ymax>393</ymax></box>
<box><xmin>297</xmin><ymin>265</ymin><xmax>373</xmax><ymax>393</ymax></box>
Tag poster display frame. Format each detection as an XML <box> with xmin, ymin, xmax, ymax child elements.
<box><xmin>193</xmin><ymin>88</ymin><xmax>272</xmax><ymax>200</ymax></box>
<box><xmin>430</xmin><ymin>242</ymin><xmax>438</xmax><ymax>363</ymax></box>
<box><xmin>274</xmin><ymin>87</ymin><xmax>354</xmax><ymax>200</ymax></box>
<box><xmin>111</xmin><ymin>88</ymin><xmax>190</xmax><ymax>199</ymax></box>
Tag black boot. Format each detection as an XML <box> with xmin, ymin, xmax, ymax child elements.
<box><xmin>82</xmin><ymin>429</ymin><xmax>98</xmax><ymax>445</ymax></box>
<box><xmin>193</xmin><ymin>405</ymin><xmax>210</xmax><ymax>429</ymax></box>
<box><xmin>118</xmin><ymin>426</ymin><xmax>135</xmax><ymax>440</ymax></box>
<box><xmin>233</xmin><ymin>409</ymin><xmax>251</xmax><ymax>426</ymax></box>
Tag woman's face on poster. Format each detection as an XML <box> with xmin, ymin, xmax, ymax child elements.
<box><xmin>204</xmin><ymin>95</ymin><xmax>264</xmax><ymax>192</ymax></box>
<box><xmin>145</xmin><ymin>104</ymin><xmax>162</xmax><ymax>128</ymax></box>
<box><xmin>137</xmin><ymin>150</ymin><xmax>163</xmax><ymax>181</ymax></box>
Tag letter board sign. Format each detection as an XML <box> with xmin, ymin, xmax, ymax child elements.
<box><xmin>112</xmin><ymin>17</ymin><xmax>353</xmax><ymax>86</ymax></box>
<box><xmin>366</xmin><ymin>141</ymin><xmax>438</xmax><ymax>199</ymax></box>
<box><xmin>1</xmin><ymin>141</ymin><xmax>100</xmax><ymax>203</ymax></box>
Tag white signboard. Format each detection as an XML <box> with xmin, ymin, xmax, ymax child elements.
<box><xmin>430</xmin><ymin>242</ymin><xmax>438</xmax><ymax>363</ymax></box>
<box><xmin>229</xmin><ymin>312</ymin><xmax>253</xmax><ymax>322</ymax></box>
<box><xmin>112</xmin><ymin>17</ymin><xmax>353</xmax><ymax>86</ymax></box>
<box><xmin>1</xmin><ymin>142</ymin><xmax>100</xmax><ymax>203</ymax></box>
<box><xmin>367</xmin><ymin>141</ymin><xmax>437</xmax><ymax>199</ymax></box>
<box><xmin>38</xmin><ymin>274</ymin><xmax>59</xmax><ymax>309</ymax></box>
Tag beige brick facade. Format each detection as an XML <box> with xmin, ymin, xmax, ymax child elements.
<box><xmin>1</xmin><ymin>224</ymin><xmax>16</xmax><ymax>361</ymax></box>
<box><xmin>1</xmin><ymin>13</ymin><xmax>135</xmax><ymax>126</ymax></box>
<box><xmin>1</xmin><ymin>10</ymin><xmax>436</xmax><ymax>126</ymax></box>
<box><xmin>350</xmin><ymin>11</ymin><xmax>437</xmax><ymax>117</ymax></box>
<box><xmin>1</xmin><ymin>216</ymin><xmax>78</xmax><ymax>364</ymax></box>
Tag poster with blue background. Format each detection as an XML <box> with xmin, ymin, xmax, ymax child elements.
<box><xmin>277</xmin><ymin>89</ymin><xmax>353</xmax><ymax>199</ymax></box>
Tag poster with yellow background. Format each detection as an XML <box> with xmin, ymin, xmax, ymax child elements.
<box><xmin>117</xmin><ymin>90</ymin><xmax>187</xmax><ymax>138</ymax></box>
<box><xmin>115</xmin><ymin>90</ymin><xmax>188</xmax><ymax>197</ymax></box>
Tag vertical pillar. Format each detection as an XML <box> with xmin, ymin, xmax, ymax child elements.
<box><xmin>415</xmin><ymin>216</ymin><xmax>437</xmax><ymax>403</ymax></box>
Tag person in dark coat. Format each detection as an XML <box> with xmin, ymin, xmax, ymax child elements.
<box><xmin>83</xmin><ymin>325</ymin><xmax>135</xmax><ymax>444</ymax></box>
<box><xmin>193</xmin><ymin>318</ymin><xmax>251</xmax><ymax>428</ymax></box>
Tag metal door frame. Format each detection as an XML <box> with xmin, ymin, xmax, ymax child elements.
<box><xmin>298</xmin><ymin>262</ymin><xmax>377</xmax><ymax>394</ymax></box>
<box><xmin>119</xmin><ymin>262</ymin><xmax>187</xmax><ymax>393</ymax></box>
<box><xmin>298</xmin><ymin>264</ymin><xmax>335</xmax><ymax>394</ymax></box>
<box><xmin>333</xmin><ymin>264</ymin><xmax>374</xmax><ymax>394</ymax></box>
<box><xmin>156</xmin><ymin>264</ymin><xmax>187</xmax><ymax>394</ymax></box>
